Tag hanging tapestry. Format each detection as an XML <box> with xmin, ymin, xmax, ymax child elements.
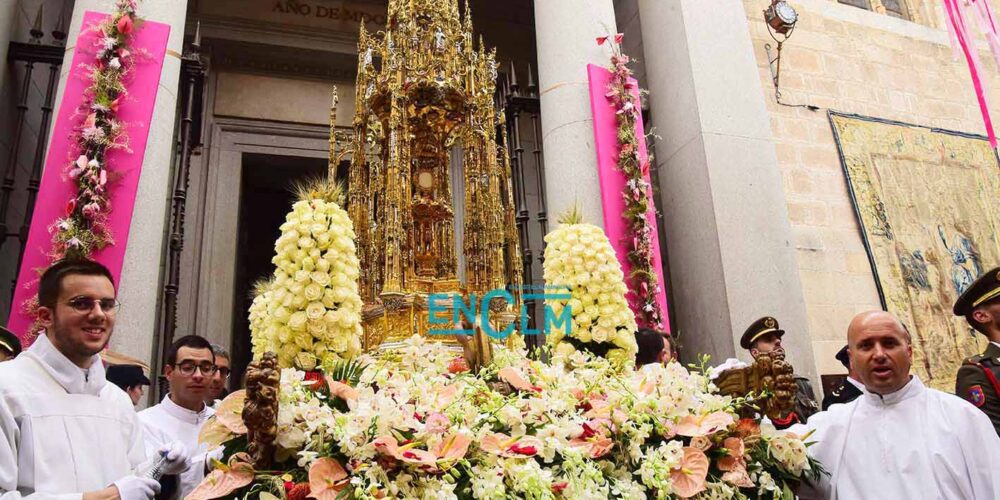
<box><xmin>832</xmin><ymin>112</ymin><xmax>999</xmax><ymax>391</ymax></box>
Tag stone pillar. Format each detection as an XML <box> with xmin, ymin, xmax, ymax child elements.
<box><xmin>636</xmin><ymin>0</ymin><xmax>818</xmax><ymax>380</ymax></box>
<box><xmin>54</xmin><ymin>0</ymin><xmax>188</xmax><ymax>364</ymax></box>
<box><xmin>532</xmin><ymin>0</ymin><xmax>616</xmax><ymax>227</ymax></box>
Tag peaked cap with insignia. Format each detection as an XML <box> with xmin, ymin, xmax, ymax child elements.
<box><xmin>954</xmin><ymin>266</ymin><xmax>1000</xmax><ymax>317</ymax></box>
<box><xmin>740</xmin><ymin>316</ymin><xmax>785</xmax><ymax>350</ymax></box>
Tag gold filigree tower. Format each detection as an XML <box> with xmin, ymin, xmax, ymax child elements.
<box><xmin>345</xmin><ymin>0</ymin><xmax>523</xmax><ymax>348</ymax></box>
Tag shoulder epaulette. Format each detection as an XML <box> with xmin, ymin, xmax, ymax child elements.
<box><xmin>963</xmin><ymin>354</ymin><xmax>986</xmax><ymax>365</ymax></box>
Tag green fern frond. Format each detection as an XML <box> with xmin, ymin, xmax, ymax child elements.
<box><xmin>327</xmin><ymin>358</ymin><xmax>368</xmax><ymax>387</ymax></box>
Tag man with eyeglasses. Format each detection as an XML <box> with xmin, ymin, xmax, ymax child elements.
<box><xmin>205</xmin><ymin>344</ymin><xmax>231</xmax><ymax>406</ymax></box>
<box><xmin>138</xmin><ymin>336</ymin><xmax>221</xmax><ymax>499</ymax></box>
<box><xmin>0</xmin><ymin>259</ymin><xmax>189</xmax><ymax>500</ymax></box>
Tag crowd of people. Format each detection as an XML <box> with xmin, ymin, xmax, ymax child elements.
<box><xmin>1</xmin><ymin>257</ymin><xmax>1000</xmax><ymax>499</ymax></box>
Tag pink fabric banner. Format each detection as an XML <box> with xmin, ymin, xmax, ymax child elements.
<box><xmin>586</xmin><ymin>63</ymin><xmax>671</xmax><ymax>333</ymax></box>
<box><xmin>7</xmin><ymin>12</ymin><xmax>170</xmax><ymax>340</ymax></box>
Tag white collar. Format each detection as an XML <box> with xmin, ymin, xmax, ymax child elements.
<box><xmin>24</xmin><ymin>333</ymin><xmax>105</xmax><ymax>396</ymax></box>
<box><xmin>862</xmin><ymin>375</ymin><xmax>922</xmax><ymax>407</ymax></box>
<box><xmin>846</xmin><ymin>376</ymin><xmax>865</xmax><ymax>391</ymax></box>
<box><xmin>991</xmin><ymin>341</ymin><xmax>1000</xmax><ymax>350</ymax></box>
<box><xmin>160</xmin><ymin>393</ymin><xmax>212</xmax><ymax>424</ymax></box>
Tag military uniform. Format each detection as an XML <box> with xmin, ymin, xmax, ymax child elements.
<box><xmin>955</xmin><ymin>343</ymin><xmax>1000</xmax><ymax>436</ymax></box>
<box><xmin>822</xmin><ymin>344</ymin><xmax>863</xmax><ymax>410</ymax></box>
<box><xmin>822</xmin><ymin>379</ymin><xmax>863</xmax><ymax>410</ymax></box>
<box><xmin>741</xmin><ymin>316</ymin><xmax>819</xmax><ymax>428</ymax></box>
<box><xmin>953</xmin><ymin>267</ymin><xmax>1000</xmax><ymax>436</ymax></box>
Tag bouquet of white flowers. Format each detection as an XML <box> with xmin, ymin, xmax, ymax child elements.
<box><xmin>249</xmin><ymin>181</ymin><xmax>363</xmax><ymax>371</ymax></box>
<box><xmin>543</xmin><ymin>207</ymin><xmax>638</xmax><ymax>368</ymax></box>
<box><xmin>194</xmin><ymin>337</ymin><xmax>825</xmax><ymax>500</ymax></box>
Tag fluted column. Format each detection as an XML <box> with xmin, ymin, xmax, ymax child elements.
<box><xmin>532</xmin><ymin>0</ymin><xmax>616</xmax><ymax>228</ymax></box>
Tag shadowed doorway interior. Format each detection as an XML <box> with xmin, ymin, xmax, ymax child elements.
<box><xmin>230</xmin><ymin>153</ymin><xmax>331</xmax><ymax>388</ymax></box>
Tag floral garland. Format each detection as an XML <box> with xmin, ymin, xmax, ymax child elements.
<box><xmin>19</xmin><ymin>0</ymin><xmax>141</xmax><ymax>340</ymax></box>
<box><xmin>53</xmin><ymin>0</ymin><xmax>142</xmax><ymax>260</ymax></box>
<box><xmin>598</xmin><ymin>33</ymin><xmax>665</xmax><ymax>330</ymax></box>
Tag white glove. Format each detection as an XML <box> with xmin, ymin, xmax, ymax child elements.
<box><xmin>207</xmin><ymin>446</ymin><xmax>225</xmax><ymax>463</ymax></box>
<box><xmin>113</xmin><ymin>475</ymin><xmax>161</xmax><ymax>500</ymax></box>
<box><xmin>158</xmin><ymin>441</ymin><xmax>191</xmax><ymax>475</ymax></box>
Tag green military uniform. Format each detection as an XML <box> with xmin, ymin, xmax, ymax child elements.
<box><xmin>741</xmin><ymin>316</ymin><xmax>819</xmax><ymax>428</ymax></box>
<box><xmin>0</xmin><ymin>326</ymin><xmax>21</xmax><ymax>360</ymax></box>
<box><xmin>953</xmin><ymin>267</ymin><xmax>1000</xmax><ymax>436</ymax></box>
<box><xmin>955</xmin><ymin>343</ymin><xmax>1000</xmax><ymax>436</ymax></box>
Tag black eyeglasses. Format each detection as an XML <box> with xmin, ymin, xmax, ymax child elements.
<box><xmin>66</xmin><ymin>297</ymin><xmax>121</xmax><ymax>313</ymax></box>
<box><xmin>173</xmin><ymin>360</ymin><xmax>218</xmax><ymax>376</ymax></box>
<box><xmin>217</xmin><ymin>367</ymin><xmax>231</xmax><ymax>379</ymax></box>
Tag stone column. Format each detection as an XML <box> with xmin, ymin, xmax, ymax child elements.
<box><xmin>54</xmin><ymin>0</ymin><xmax>188</xmax><ymax>364</ymax></box>
<box><xmin>532</xmin><ymin>0</ymin><xmax>616</xmax><ymax>228</ymax></box>
<box><xmin>636</xmin><ymin>0</ymin><xmax>818</xmax><ymax>380</ymax></box>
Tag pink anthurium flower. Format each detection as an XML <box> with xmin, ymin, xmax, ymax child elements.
<box><xmin>307</xmin><ymin>457</ymin><xmax>350</xmax><ymax>500</ymax></box>
<box><xmin>568</xmin><ymin>421</ymin><xmax>614</xmax><ymax>458</ymax></box>
<box><xmin>187</xmin><ymin>453</ymin><xmax>255</xmax><ymax>500</ymax></box>
<box><xmin>674</xmin><ymin>411</ymin><xmax>734</xmax><ymax>437</ymax></box>
<box><xmin>498</xmin><ymin>367</ymin><xmax>541</xmax><ymax>393</ymax></box>
<box><xmin>480</xmin><ymin>433</ymin><xmax>543</xmax><ymax>458</ymax></box>
<box><xmin>670</xmin><ymin>447</ymin><xmax>709</xmax><ymax>498</ymax></box>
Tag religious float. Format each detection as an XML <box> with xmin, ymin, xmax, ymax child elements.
<box><xmin>191</xmin><ymin>1</ymin><xmax>823</xmax><ymax>498</ymax></box>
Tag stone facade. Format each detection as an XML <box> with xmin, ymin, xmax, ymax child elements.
<box><xmin>1</xmin><ymin>0</ymin><xmax>997</xmax><ymax>396</ymax></box>
<box><xmin>745</xmin><ymin>0</ymin><xmax>1000</xmax><ymax>376</ymax></box>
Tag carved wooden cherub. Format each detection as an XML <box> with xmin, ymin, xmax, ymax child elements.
<box><xmin>714</xmin><ymin>350</ymin><xmax>797</xmax><ymax>421</ymax></box>
<box><xmin>243</xmin><ymin>352</ymin><xmax>281</xmax><ymax>468</ymax></box>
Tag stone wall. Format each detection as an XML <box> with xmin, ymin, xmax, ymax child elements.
<box><xmin>744</xmin><ymin>0</ymin><xmax>1000</xmax><ymax>376</ymax></box>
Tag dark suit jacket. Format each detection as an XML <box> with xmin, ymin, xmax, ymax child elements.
<box><xmin>822</xmin><ymin>378</ymin><xmax>863</xmax><ymax>410</ymax></box>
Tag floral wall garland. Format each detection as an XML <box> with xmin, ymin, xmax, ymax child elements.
<box><xmin>21</xmin><ymin>0</ymin><xmax>142</xmax><ymax>337</ymax></box>
<box><xmin>53</xmin><ymin>0</ymin><xmax>142</xmax><ymax>259</ymax></box>
<box><xmin>598</xmin><ymin>33</ymin><xmax>665</xmax><ymax>330</ymax></box>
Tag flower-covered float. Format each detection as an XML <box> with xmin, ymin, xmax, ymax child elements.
<box><xmin>191</xmin><ymin>190</ymin><xmax>823</xmax><ymax>500</ymax></box>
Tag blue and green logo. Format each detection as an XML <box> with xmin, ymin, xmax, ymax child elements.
<box><xmin>428</xmin><ymin>285</ymin><xmax>573</xmax><ymax>339</ymax></box>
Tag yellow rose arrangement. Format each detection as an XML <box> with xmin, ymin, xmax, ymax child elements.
<box><xmin>543</xmin><ymin>207</ymin><xmax>637</xmax><ymax>367</ymax></box>
<box><xmin>249</xmin><ymin>181</ymin><xmax>363</xmax><ymax>370</ymax></box>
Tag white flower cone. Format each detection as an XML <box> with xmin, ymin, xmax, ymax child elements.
<box><xmin>542</xmin><ymin>212</ymin><xmax>637</xmax><ymax>367</ymax></box>
<box><xmin>250</xmin><ymin>190</ymin><xmax>363</xmax><ymax>371</ymax></box>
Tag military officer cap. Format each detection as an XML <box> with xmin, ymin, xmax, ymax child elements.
<box><xmin>835</xmin><ymin>344</ymin><xmax>849</xmax><ymax>369</ymax></box>
<box><xmin>740</xmin><ymin>316</ymin><xmax>784</xmax><ymax>350</ymax></box>
<box><xmin>0</xmin><ymin>326</ymin><xmax>21</xmax><ymax>358</ymax></box>
<box><xmin>953</xmin><ymin>267</ymin><xmax>1000</xmax><ymax>317</ymax></box>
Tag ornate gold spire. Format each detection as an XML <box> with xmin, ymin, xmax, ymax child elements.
<box><xmin>345</xmin><ymin>0</ymin><xmax>521</xmax><ymax>348</ymax></box>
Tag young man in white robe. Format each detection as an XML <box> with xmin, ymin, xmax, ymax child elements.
<box><xmin>138</xmin><ymin>335</ymin><xmax>220</xmax><ymax>499</ymax></box>
<box><xmin>0</xmin><ymin>259</ymin><xmax>189</xmax><ymax>500</ymax></box>
<box><xmin>791</xmin><ymin>310</ymin><xmax>1000</xmax><ymax>499</ymax></box>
